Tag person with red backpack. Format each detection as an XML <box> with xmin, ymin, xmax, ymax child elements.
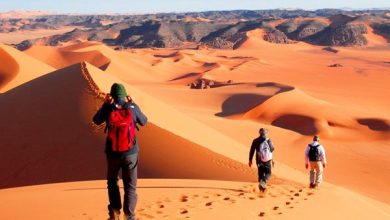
<box><xmin>93</xmin><ymin>83</ymin><xmax>147</xmax><ymax>220</ymax></box>
<box><xmin>248</xmin><ymin>128</ymin><xmax>275</xmax><ymax>192</ymax></box>
<box><xmin>304</xmin><ymin>135</ymin><xmax>327</xmax><ymax>188</ymax></box>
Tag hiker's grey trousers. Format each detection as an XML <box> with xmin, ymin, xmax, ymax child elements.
<box><xmin>107</xmin><ymin>153</ymin><xmax>138</xmax><ymax>220</ymax></box>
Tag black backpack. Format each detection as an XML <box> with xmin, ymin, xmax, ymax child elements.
<box><xmin>308</xmin><ymin>144</ymin><xmax>320</xmax><ymax>161</ymax></box>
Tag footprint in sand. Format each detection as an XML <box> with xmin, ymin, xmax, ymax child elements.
<box><xmin>259</xmin><ymin>212</ymin><xmax>266</xmax><ymax>217</ymax></box>
<box><xmin>285</xmin><ymin>201</ymin><xmax>291</xmax><ymax>205</ymax></box>
<box><xmin>139</xmin><ymin>213</ymin><xmax>155</xmax><ymax>218</ymax></box>
<box><xmin>307</xmin><ymin>192</ymin><xmax>315</xmax><ymax>196</ymax></box>
<box><xmin>179</xmin><ymin>208</ymin><xmax>189</xmax><ymax>214</ymax></box>
<box><xmin>205</xmin><ymin>202</ymin><xmax>213</xmax><ymax>207</ymax></box>
<box><xmin>294</xmin><ymin>193</ymin><xmax>300</xmax><ymax>197</ymax></box>
<box><xmin>180</xmin><ymin>195</ymin><xmax>189</xmax><ymax>202</ymax></box>
<box><xmin>273</xmin><ymin>206</ymin><xmax>279</xmax><ymax>210</ymax></box>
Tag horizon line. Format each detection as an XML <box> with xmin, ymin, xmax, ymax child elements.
<box><xmin>0</xmin><ymin>7</ymin><xmax>389</xmax><ymax>15</ymax></box>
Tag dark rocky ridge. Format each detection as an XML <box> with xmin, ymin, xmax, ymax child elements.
<box><xmin>276</xmin><ymin>14</ymin><xmax>388</xmax><ymax>46</ymax></box>
<box><xmin>276</xmin><ymin>20</ymin><xmax>328</xmax><ymax>41</ymax></box>
<box><xmin>309</xmin><ymin>15</ymin><xmax>369</xmax><ymax>46</ymax></box>
<box><xmin>1</xmin><ymin>9</ymin><xmax>387</xmax><ymax>50</ymax></box>
<box><xmin>371</xmin><ymin>23</ymin><xmax>390</xmax><ymax>42</ymax></box>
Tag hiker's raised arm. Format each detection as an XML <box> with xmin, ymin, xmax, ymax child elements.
<box><xmin>93</xmin><ymin>103</ymin><xmax>111</xmax><ymax>125</ymax></box>
<box><xmin>131</xmin><ymin>102</ymin><xmax>148</xmax><ymax>126</ymax></box>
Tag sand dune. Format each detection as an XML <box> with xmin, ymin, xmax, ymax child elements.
<box><xmin>239</xmin><ymin>88</ymin><xmax>389</xmax><ymax>139</ymax></box>
<box><xmin>0</xmin><ymin>44</ymin><xmax>54</xmax><ymax>92</ymax></box>
<box><xmin>0</xmin><ymin>61</ymin><xmax>260</xmax><ymax>189</ymax></box>
<box><xmin>25</xmin><ymin>44</ymin><xmax>111</xmax><ymax>69</ymax></box>
<box><xmin>0</xmin><ymin>46</ymin><xmax>19</xmax><ymax>89</ymax></box>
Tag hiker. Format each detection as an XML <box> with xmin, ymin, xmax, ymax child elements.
<box><xmin>304</xmin><ymin>135</ymin><xmax>327</xmax><ymax>188</ymax></box>
<box><xmin>93</xmin><ymin>83</ymin><xmax>147</xmax><ymax>220</ymax></box>
<box><xmin>248</xmin><ymin>128</ymin><xmax>275</xmax><ymax>192</ymax></box>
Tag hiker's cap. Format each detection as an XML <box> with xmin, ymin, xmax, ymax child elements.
<box><xmin>110</xmin><ymin>83</ymin><xmax>127</xmax><ymax>99</ymax></box>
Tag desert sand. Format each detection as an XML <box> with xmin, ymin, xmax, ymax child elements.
<box><xmin>0</xmin><ymin>27</ymin><xmax>389</xmax><ymax>220</ymax></box>
<box><xmin>0</xmin><ymin>27</ymin><xmax>77</xmax><ymax>44</ymax></box>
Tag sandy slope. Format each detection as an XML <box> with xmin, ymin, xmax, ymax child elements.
<box><xmin>0</xmin><ymin>44</ymin><xmax>54</xmax><ymax>92</ymax></box>
<box><xmin>0</xmin><ymin>62</ymin><xmax>259</xmax><ymax>189</ymax></box>
<box><xmin>0</xmin><ymin>179</ymin><xmax>389</xmax><ymax>220</ymax></box>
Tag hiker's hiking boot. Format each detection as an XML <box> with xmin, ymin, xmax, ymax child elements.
<box><xmin>309</xmin><ymin>183</ymin><xmax>318</xmax><ymax>189</ymax></box>
<box><xmin>123</xmin><ymin>214</ymin><xmax>135</xmax><ymax>220</ymax></box>
<box><xmin>259</xmin><ymin>181</ymin><xmax>267</xmax><ymax>192</ymax></box>
<box><xmin>108</xmin><ymin>209</ymin><xmax>120</xmax><ymax>220</ymax></box>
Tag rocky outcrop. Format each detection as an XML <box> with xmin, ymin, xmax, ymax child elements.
<box><xmin>371</xmin><ymin>23</ymin><xmax>390</xmax><ymax>42</ymax></box>
<box><xmin>201</xmin><ymin>21</ymin><xmax>289</xmax><ymax>48</ymax></box>
<box><xmin>322</xmin><ymin>47</ymin><xmax>339</xmax><ymax>53</ymax></box>
<box><xmin>291</xmin><ymin>21</ymin><xmax>328</xmax><ymax>40</ymax></box>
<box><xmin>263</xmin><ymin>29</ymin><xmax>289</xmax><ymax>44</ymax></box>
<box><xmin>277</xmin><ymin>20</ymin><xmax>328</xmax><ymax>41</ymax></box>
<box><xmin>308</xmin><ymin>15</ymin><xmax>369</xmax><ymax>46</ymax></box>
<box><xmin>189</xmin><ymin>78</ymin><xmax>233</xmax><ymax>89</ymax></box>
<box><xmin>329</xmin><ymin>63</ymin><xmax>343</xmax><ymax>67</ymax></box>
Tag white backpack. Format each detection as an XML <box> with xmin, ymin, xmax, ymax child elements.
<box><xmin>258</xmin><ymin>138</ymin><xmax>273</xmax><ymax>162</ymax></box>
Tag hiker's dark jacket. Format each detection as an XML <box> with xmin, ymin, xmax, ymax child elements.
<box><xmin>249</xmin><ymin>136</ymin><xmax>274</xmax><ymax>164</ymax></box>
<box><xmin>93</xmin><ymin>98</ymin><xmax>148</xmax><ymax>157</ymax></box>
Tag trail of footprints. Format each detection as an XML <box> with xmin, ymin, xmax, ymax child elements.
<box><xmin>135</xmin><ymin>184</ymin><xmax>317</xmax><ymax>219</ymax></box>
<box><xmin>253</xmin><ymin>186</ymin><xmax>317</xmax><ymax>218</ymax></box>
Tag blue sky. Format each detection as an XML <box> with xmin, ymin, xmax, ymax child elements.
<box><xmin>1</xmin><ymin>0</ymin><xmax>389</xmax><ymax>14</ymax></box>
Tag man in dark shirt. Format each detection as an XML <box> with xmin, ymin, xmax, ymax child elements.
<box><xmin>248</xmin><ymin>128</ymin><xmax>274</xmax><ymax>192</ymax></box>
<box><xmin>93</xmin><ymin>83</ymin><xmax>147</xmax><ymax>220</ymax></box>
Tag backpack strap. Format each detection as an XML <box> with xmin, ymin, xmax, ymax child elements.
<box><xmin>125</xmin><ymin>102</ymin><xmax>141</xmax><ymax>131</ymax></box>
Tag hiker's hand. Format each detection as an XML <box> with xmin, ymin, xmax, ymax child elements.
<box><xmin>104</xmin><ymin>94</ymin><xmax>113</xmax><ymax>104</ymax></box>
<box><xmin>126</xmin><ymin>95</ymin><xmax>133</xmax><ymax>103</ymax></box>
<box><xmin>272</xmin><ymin>160</ymin><xmax>275</xmax><ymax>167</ymax></box>
<box><xmin>305</xmin><ymin>163</ymin><xmax>309</xmax><ymax>169</ymax></box>
<box><xmin>248</xmin><ymin>161</ymin><xmax>252</xmax><ymax>167</ymax></box>
<box><xmin>322</xmin><ymin>163</ymin><xmax>326</xmax><ymax>168</ymax></box>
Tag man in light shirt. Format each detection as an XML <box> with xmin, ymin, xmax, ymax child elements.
<box><xmin>304</xmin><ymin>136</ymin><xmax>327</xmax><ymax>188</ymax></box>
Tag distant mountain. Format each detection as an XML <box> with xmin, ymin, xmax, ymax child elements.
<box><xmin>1</xmin><ymin>9</ymin><xmax>387</xmax><ymax>49</ymax></box>
<box><xmin>0</xmin><ymin>10</ymin><xmax>53</xmax><ymax>19</ymax></box>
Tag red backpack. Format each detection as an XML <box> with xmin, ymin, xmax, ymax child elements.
<box><xmin>107</xmin><ymin>106</ymin><xmax>136</xmax><ymax>152</ymax></box>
